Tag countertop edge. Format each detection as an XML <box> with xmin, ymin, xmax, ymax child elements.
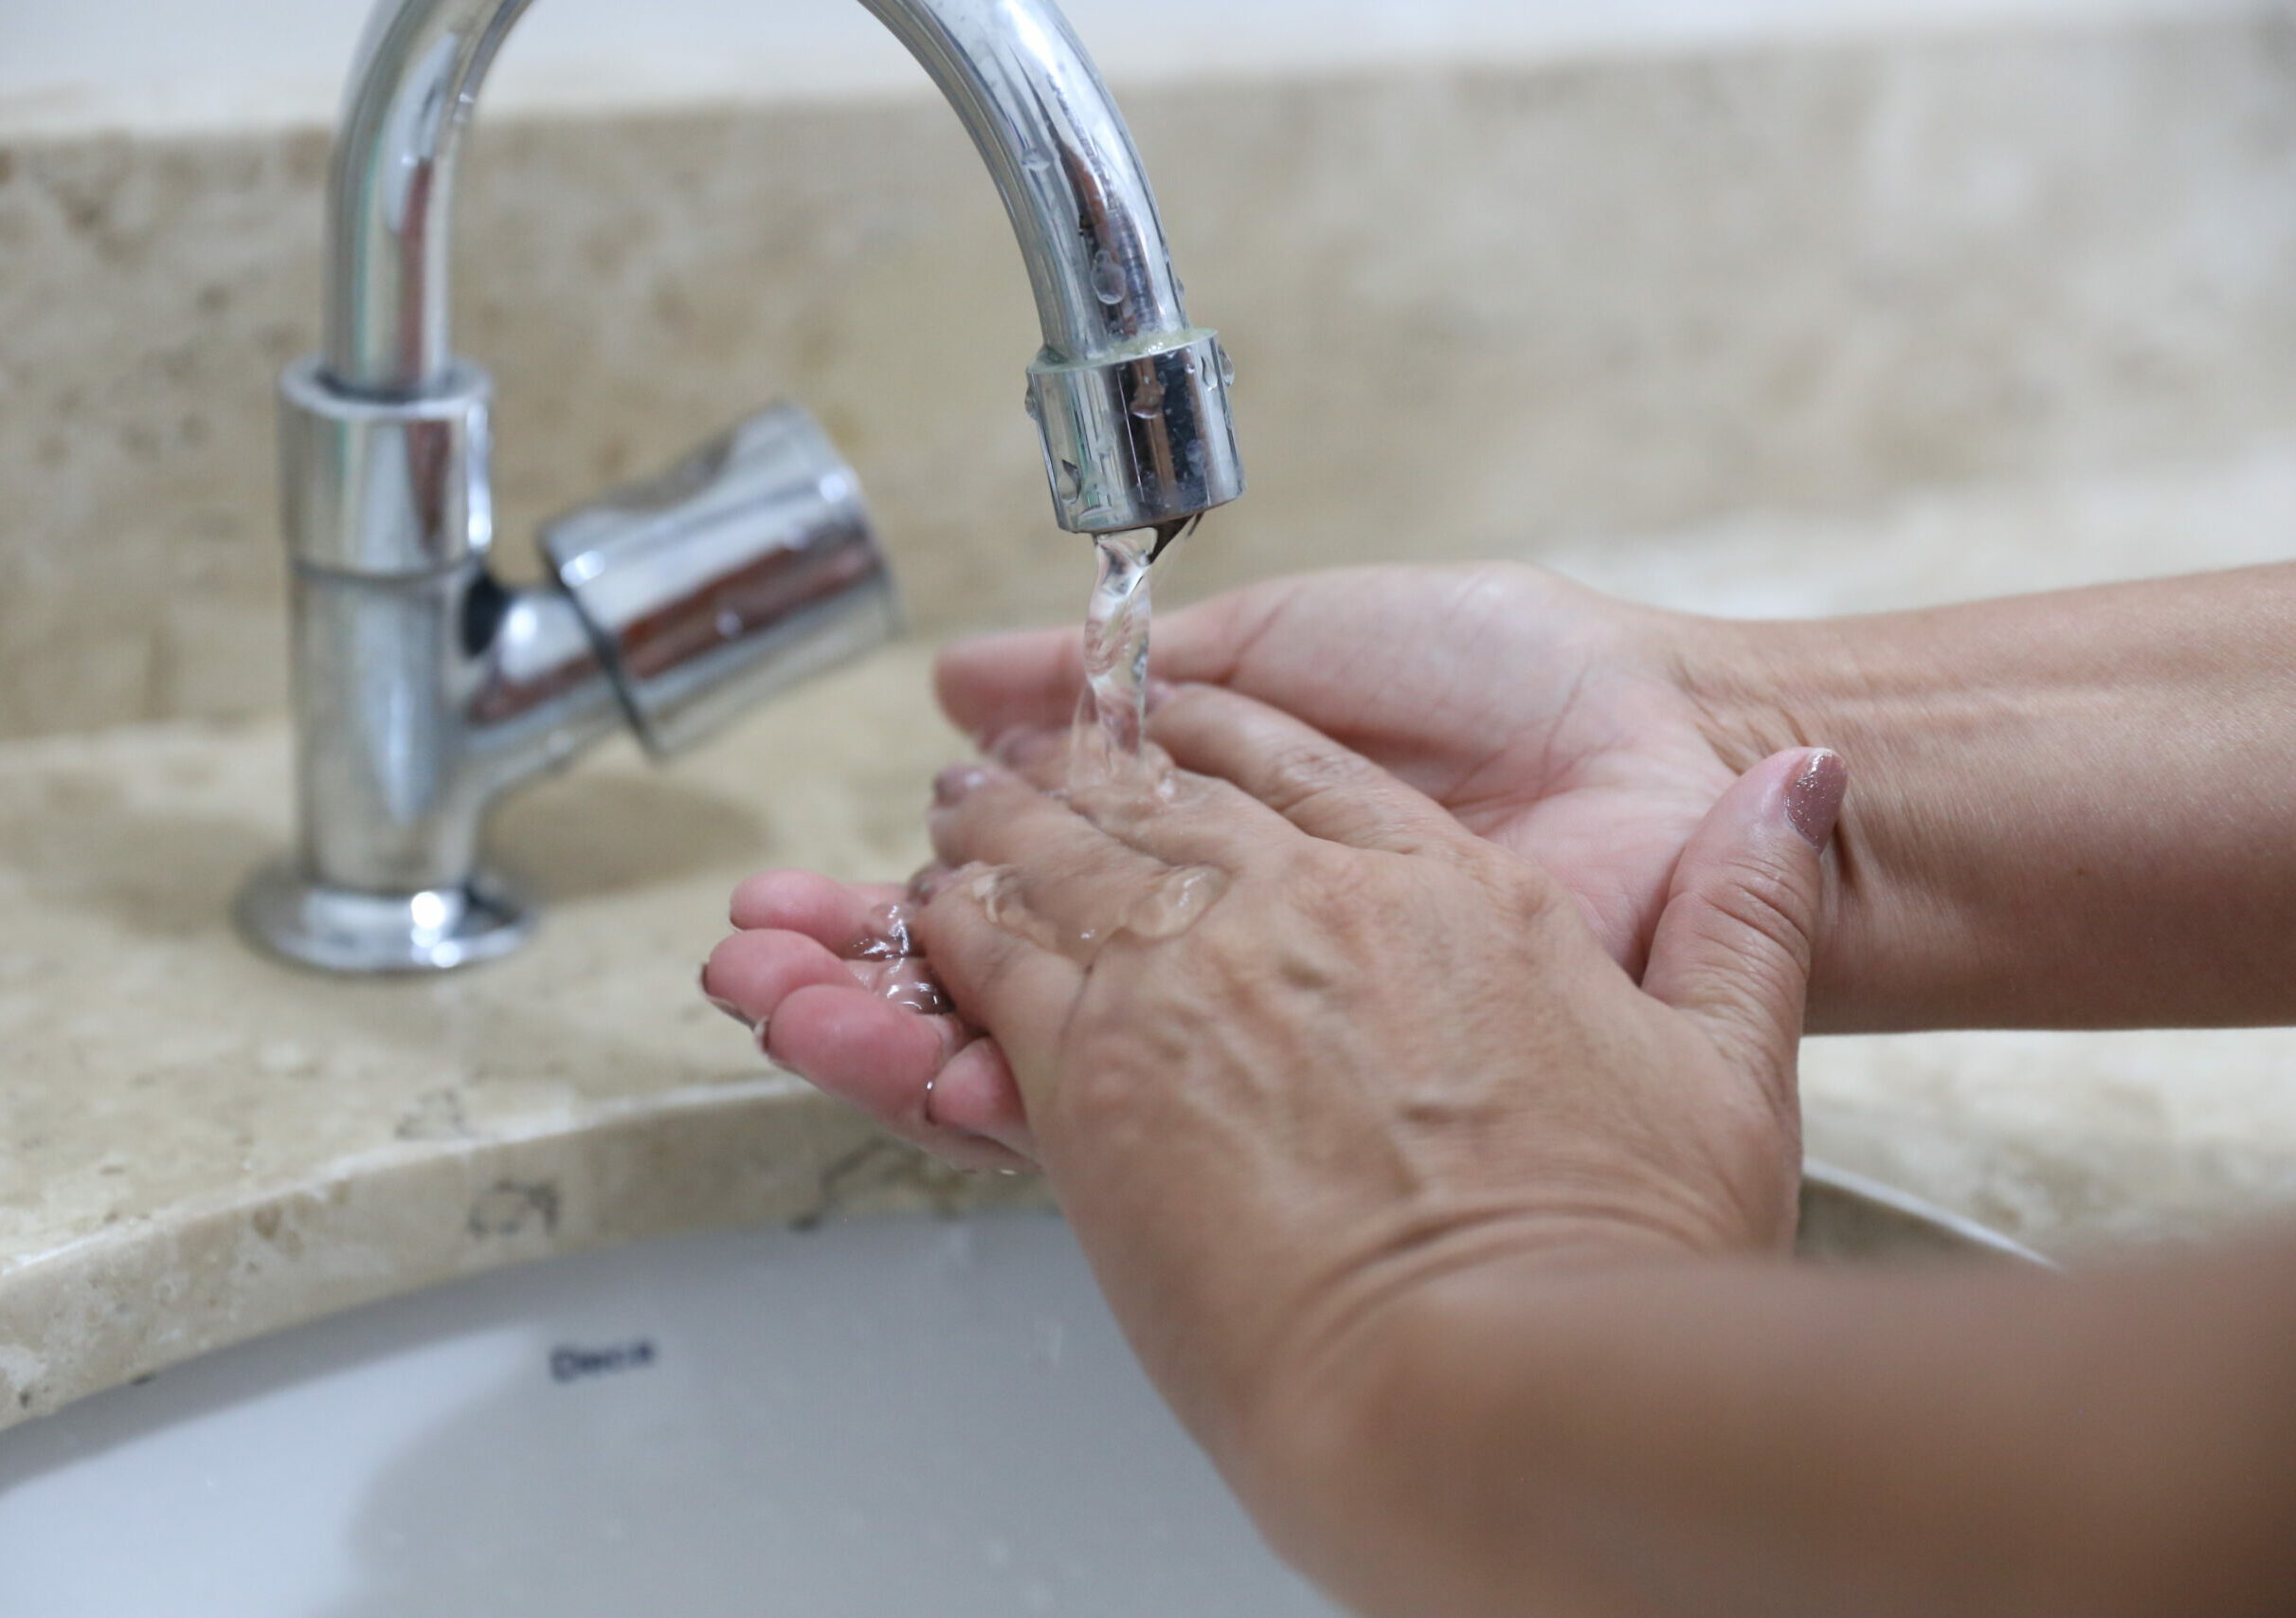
<box><xmin>0</xmin><ymin>1082</ymin><xmax>1047</xmax><ymax>1433</ymax></box>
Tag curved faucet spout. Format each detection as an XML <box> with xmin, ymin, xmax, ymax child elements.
<box><xmin>245</xmin><ymin>0</ymin><xmax>1246</xmax><ymax>975</ymax></box>
<box><xmin>326</xmin><ymin>0</ymin><xmax>1243</xmax><ymax>534</ymax></box>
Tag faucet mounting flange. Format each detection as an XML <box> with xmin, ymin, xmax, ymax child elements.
<box><xmin>238</xmin><ymin>862</ymin><xmax>534</xmax><ymax>975</ymax></box>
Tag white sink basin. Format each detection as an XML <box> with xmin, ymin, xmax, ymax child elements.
<box><xmin>0</xmin><ymin>1173</ymin><xmax>2037</xmax><ymax>1617</ymax></box>
<box><xmin>0</xmin><ymin>1209</ymin><xmax>1338</xmax><ymax>1617</ymax></box>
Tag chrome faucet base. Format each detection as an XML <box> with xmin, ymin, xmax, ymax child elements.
<box><xmin>237</xmin><ymin>861</ymin><xmax>535</xmax><ymax>975</ymax></box>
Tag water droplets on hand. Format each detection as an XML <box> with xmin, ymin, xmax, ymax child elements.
<box><xmin>847</xmin><ymin>901</ymin><xmax>951</xmax><ymax>1014</ymax></box>
<box><xmin>924</xmin><ymin>516</ymin><xmax>1227</xmax><ymax>969</ymax></box>
<box><xmin>852</xmin><ymin>901</ymin><xmax>916</xmax><ymax>961</ymax></box>
<box><xmin>1122</xmin><ymin>864</ymin><xmax>1227</xmax><ymax>940</ymax></box>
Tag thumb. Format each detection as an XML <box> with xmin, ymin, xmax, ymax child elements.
<box><xmin>1640</xmin><ymin>749</ymin><xmax>1846</xmax><ymax>1091</ymax></box>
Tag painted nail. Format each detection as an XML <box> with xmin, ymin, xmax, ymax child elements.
<box><xmin>1784</xmin><ymin>750</ymin><xmax>1849</xmax><ymax>850</ymax></box>
<box><xmin>990</xmin><ymin>727</ymin><xmax>1060</xmax><ymax>769</ymax></box>
<box><xmin>908</xmin><ymin>862</ymin><xmax>953</xmax><ymax>902</ymax></box>
<box><xmin>933</xmin><ymin>764</ymin><xmax>991</xmax><ymax>806</ymax></box>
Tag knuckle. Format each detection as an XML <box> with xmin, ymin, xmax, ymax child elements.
<box><xmin>1699</xmin><ymin>853</ymin><xmax>1816</xmax><ymax>963</ymax></box>
<box><xmin>1664</xmin><ymin>860</ymin><xmax>1819</xmax><ymax>1053</ymax></box>
<box><xmin>1277</xmin><ymin>842</ymin><xmax>1375</xmax><ymax>907</ymax></box>
<box><xmin>1260</xmin><ymin>741</ymin><xmax>1377</xmax><ymax>812</ymax></box>
<box><xmin>1478</xmin><ymin>854</ymin><xmax>1571</xmax><ymax>929</ymax></box>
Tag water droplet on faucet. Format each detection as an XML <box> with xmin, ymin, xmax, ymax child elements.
<box><xmin>1091</xmin><ymin>251</ymin><xmax>1127</xmax><ymax>307</ymax></box>
<box><xmin>1217</xmin><ymin>346</ymin><xmax>1237</xmax><ymax>388</ymax></box>
<box><xmin>714</xmin><ymin>608</ymin><xmax>743</xmax><ymax>641</ymax></box>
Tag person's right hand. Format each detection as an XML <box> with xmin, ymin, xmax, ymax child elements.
<box><xmin>937</xmin><ymin>562</ymin><xmax>1751</xmax><ymax>976</ymax></box>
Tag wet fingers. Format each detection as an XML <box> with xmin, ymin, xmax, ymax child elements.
<box><xmin>766</xmin><ymin>984</ymin><xmax>1033</xmax><ymax>1173</ymax></box>
<box><xmin>730</xmin><ymin>869</ymin><xmax>903</xmax><ymax>945</ymax></box>
<box><xmin>703</xmin><ymin>928</ymin><xmax>864</xmax><ymax>1027</ymax></box>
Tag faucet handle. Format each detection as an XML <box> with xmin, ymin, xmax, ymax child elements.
<box><xmin>541</xmin><ymin>405</ymin><xmax>897</xmax><ymax>756</ymax></box>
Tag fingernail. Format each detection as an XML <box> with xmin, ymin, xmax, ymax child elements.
<box><xmin>1784</xmin><ymin>750</ymin><xmax>1849</xmax><ymax>849</ymax></box>
<box><xmin>698</xmin><ymin>965</ymin><xmax>753</xmax><ymax>1027</ymax></box>
<box><xmin>933</xmin><ymin>764</ymin><xmax>991</xmax><ymax>807</ymax></box>
<box><xmin>990</xmin><ymin>728</ymin><xmax>1060</xmax><ymax>769</ymax></box>
<box><xmin>709</xmin><ymin>996</ymin><xmax>754</xmax><ymax>1027</ymax></box>
<box><xmin>908</xmin><ymin>862</ymin><xmax>953</xmax><ymax>901</ymax></box>
<box><xmin>1143</xmin><ymin>678</ymin><xmax>1178</xmax><ymax>715</ymax></box>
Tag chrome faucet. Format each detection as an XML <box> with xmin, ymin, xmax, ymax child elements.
<box><xmin>237</xmin><ymin>0</ymin><xmax>1244</xmax><ymax>974</ymax></box>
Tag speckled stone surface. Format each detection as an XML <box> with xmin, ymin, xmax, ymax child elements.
<box><xmin>0</xmin><ymin>647</ymin><xmax>1059</xmax><ymax>1430</ymax></box>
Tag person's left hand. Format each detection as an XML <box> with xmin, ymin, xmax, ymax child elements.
<box><xmin>705</xmin><ymin>685</ymin><xmax>1843</xmax><ymax>1445</ymax></box>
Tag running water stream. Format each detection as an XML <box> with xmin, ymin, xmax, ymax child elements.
<box><xmin>1071</xmin><ymin>515</ymin><xmax>1192</xmax><ymax>785</ymax></box>
<box><xmin>840</xmin><ymin>518</ymin><xmax>1202</xmax><ymax>1015</ymax></box>
<box><xmin>1069</xmin><ymin>530</ymin><xmax>1156</xmax><ymax>787</ymax></box>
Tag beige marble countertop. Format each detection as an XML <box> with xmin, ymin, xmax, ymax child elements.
<box><xmin>0</xmin><ymin>646</ymin><xmax>1059</xmax><ymax>1431</ymax></box>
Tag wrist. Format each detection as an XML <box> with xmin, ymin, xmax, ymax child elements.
<box><xmin>1232</xmin><ymin>1223</ymin><xmax>1728</xmax><ymax>1618</ymax></box>
<box><xmin>1664</xmin><ymin>612</ymin><xmax>1923</xmax><ymax>1032</ymax></box>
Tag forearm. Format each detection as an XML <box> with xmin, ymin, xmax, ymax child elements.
<box><xmin>1684</xmin><ymin>564</ymin><xmax>2296</xmax><ymax>1030</ymax></box>
<box><xmin>1244</xmin><ymin>1240</ymin><xmax>2296</xmax><ymax>1618</ymax></box>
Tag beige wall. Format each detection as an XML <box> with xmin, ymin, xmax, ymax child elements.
<box><xmin>0</xmin><ymin>0</ymin><xmax>2254</xmax><ymax>136</ymax></box>
<box><xmin>3</xmin><ymin>14</ymin><xmax>2293</xmax><ymax>738</ymax></box>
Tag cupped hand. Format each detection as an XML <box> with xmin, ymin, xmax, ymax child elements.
<box><xmin>704</xmin><ymin>869</ymin><xmax>1038</xmax><ymax>1172</ymax></box>
<box><xmin>936</xmin><ymin>562</ymin><xmax>1747</xmax><ymax>973</ymax></box>
<box><xmin>710</xmin><ymin>684</ymin><xmax>1844</xmax><ymax>1448</ymax></box>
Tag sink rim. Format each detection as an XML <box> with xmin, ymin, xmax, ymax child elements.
<box><xmin>1801</xmin><ymin>1157</ymin><xmax>2055</xmax><ymax>1268</ymax></box>
<box><xmin>0</xmin><ymin>1115</ymin><xmax>2050</xmax><ymax>1444</ymax></box>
